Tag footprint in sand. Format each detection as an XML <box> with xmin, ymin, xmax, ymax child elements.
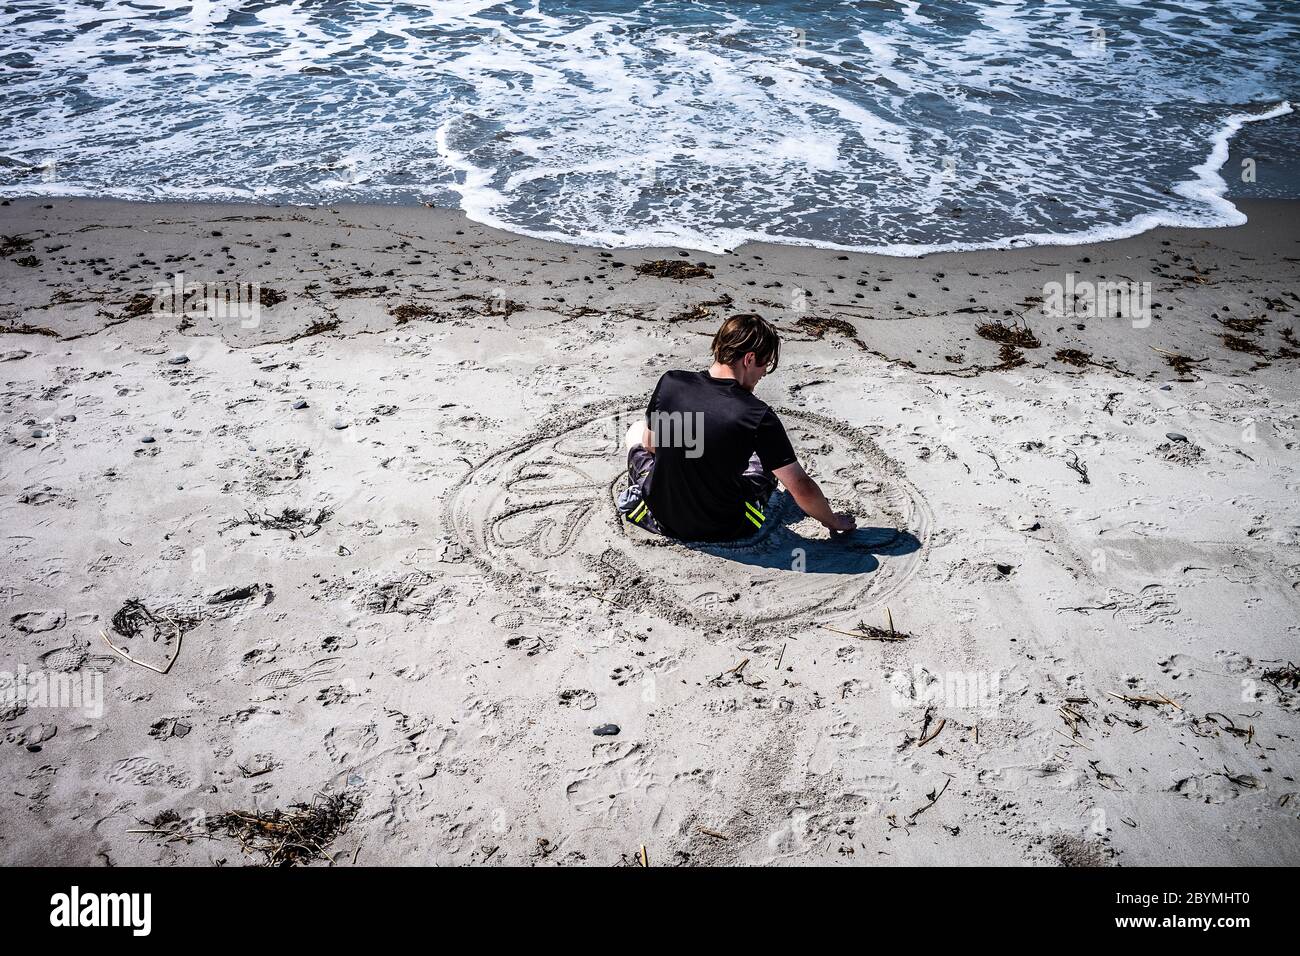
<box><xmin>1158</xmin><ymin>654</ymin><xmax>1198</xmax><ymax>681</ymax></box>
<box><xmin>564</xmin><ymin>743</ymin><xmax>654</xmax><ymax>815</ymax></box>
<box><xmin>324</xmin><ymin>722</ymin><xmax>380</xmax><ymax>764</ymax></box>
<box><xmin>39</xmin><ymin>644</ymin><xmax>88</xmax><ymax>672</ymax></box>
<box><xmin>256</xmin><ymin>657</ymin><xmax>342</xmax><ymax>690</ymax></box>
<box><xmin>558</xmin><ymin>689</ymin><xmax>597</xmax><ymax>710</ymax></box>
<box><xmin>1170</xmin><ymin>770</ymin><xmax>1260</xmax><ymax>803</ymax></box>
<box><xmin>493</xmin><ymin>609</ymin><xmax>563</xmax><ymax>655</ymax></box>
<box><xmin>1212</xmin><ymin>649</ymin><xmax>1253</xmax><ymax>674</ymax></box>
<box><xmin>106</xmin><ymin>756</ymin><xmax>190</xmax><ymax>789</ymax></box>
<box><xmin>10</xmin><ymin>609</ymin><xmax>65</xmax><ymax>633</ymax></box>
<box><xmin>1109</xmin><ymin>585</ymin><xmax>1180</xmax><ymax>628</ymax></box>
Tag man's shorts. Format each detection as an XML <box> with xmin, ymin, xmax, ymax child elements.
<box><xmin>619</xmin><ymin>447</ymin><xmax>777</xmax><ymax>538</ymax></box>
<box><xmin>618</xmin><ymin>446</ymin><xmax>665</xmax><ymax>534</ymax></box>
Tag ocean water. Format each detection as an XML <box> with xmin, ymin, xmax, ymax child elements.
<box><xmin>1</xmin><ymin>0</ymin><xmax>1297</xmax><ymax>254</ymax></box>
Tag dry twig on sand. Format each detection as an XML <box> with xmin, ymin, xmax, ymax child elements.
<box><xmin>1065</xmin><ymin>449</ymin><xmax>1090</xmax><ymax>484</ymax></box>
<box><xmin>1059</xmin><ymin>703</ymin><xmax>1089</xmax><ymax>738</ymax></box>
<box><xmin>1107</xmin><ymin>691</ymin><xmax>1181</xmax><ymax>710</ymax></box>
<box><xmin>907</xmin><ymin>775</ymin><xmax>953</xmax><ymax>824</ymax></box>
<box><xmin>820</xmin><ymin>613</ymin><xmax>910</xmax><ymax>642</ymax></box>
<box><xmin>919</xmin><ymin>718</ymin><xmax>946</xmax><ymax>747</ymax></box>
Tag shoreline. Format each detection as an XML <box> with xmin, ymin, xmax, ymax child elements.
<box><xmin>2</xmin><ymin>100</ymin><xmax>1292</xmax><ymax>258</ymax></box>
<box><xmin>1</xmin><ymin>196</ymin><xmax>1298</xmax><ymax>866</ymax></box>
<box><xmin>3</xmin><ymin>195</ymin><xmax>1300</xmax><ymax>378</ymax></box>
<box><xmin>436</xmin><ymin>98</ymin><xmax>1297</xmax><ymax>256</ymax></box>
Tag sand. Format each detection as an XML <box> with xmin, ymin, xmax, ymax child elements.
<box><xmin>1</xmin><ymin>196</ymin><xmax>1298</xmax><ymax>866</ymax></box>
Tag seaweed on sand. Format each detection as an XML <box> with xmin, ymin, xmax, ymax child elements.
<box><xmin>1263</xmin><ymin>662</ymin><xmax>1299</xmax><ymax>692</ymax></box>
<box><xmin>220</xmin><ymin>506</ymin><xmax>333</xmax><ymax>539</ymax></box>
<box><xmin>799</xmin><ymin>315</ymin><xmax>852</xmax><ymax>336</ymax></box>
<box><xmin>139</xmin><ymin>793</ymin><xmax>362</xmax><ymax>867</ymax></box>
<box><xmin>111</xmin><ymin>598</ymin><xmax>200</xmax><ymax>642</ymax></box>
<box><xmin>391</xmin><ymin>302</ymin><xmax>440</xmax><ymax>324</ymax></box>
<box><xmin>1053</xmin><ymin>348</ymin><xmax>1094</xmax><ymax>368</ymax></box>
<box><xmin>1219</xmin><ymin>316</ymin><xmax>1268</xmax><ymax>334</ymax></box>
<box><xmin>668</xmin><ymin>303</ymin><xmax>715</xmax><ymax>323</ymax></box>
<box><xmin>258</xmin><ymin>287</ymin><xmax>288</xmax><ymax>308</ymax></box>
<box><xmin>634</xmin><ymin>259</ymin><xmax>712</xmax><ymax>280</ymax></box>
<box><xmin>976</xmin><ymin>320</ymin><xmax>1041</xmax><ymax>349</ymax></box>
<box><xmin>0</xmin><ymin>234</ymin><xmax>32</xmax><ymax>257</ymax></box>
<box><xmin>919</xmin><ymin>341</ymin><xmax>1026</xmax><ymax>378</ymax></box>
<box><xmin>119</xmin><ymin>292</ymin><xmax>157</xmax><ymax>319</ymax></box>
<box><xmin>0</xmin><ymin>320</ymin><xmax>60</xmax><ymax>338</ymax></box>
<box><xmin>1053</xmin><ymin>348</ymin><xmax>1123</xmax><ymax>373</ymax></box>
<box><xmin>997</xmin><ymin>343</ymin><xmax>1027</xmax><ymax>368</ymax></box>
<box><xmin>208</xmin><ymin>793</ymin><xmax>361</xmax><ymax>866</ymax></box>
<box><xmin>1151</xmin><ymin>347</ymin><xmax>1206</xmax><ymax>377</ymax></box>
<box><xmin>1277</xmin><ymin>327</ymin><xmax>1300</xmax><ymax>359</ymax></box>
<box><xmin>302</xmin><ymin>317</ymin><xmax>340</xmax><ymax>337</ymax></box>
<box><xmin>333</xmin><ymin>285</ymin><xmax>389</xmax><ymax>299</ymax></box>
<box><xmin>796</xmin><ymin>315</ymin><xmax>863</xmax><ymax>345</ymax></box>
<box><xmin>1220</xmin><ymin>333</ymin><xmax>1265</xmax><ymax>355</ymax></box>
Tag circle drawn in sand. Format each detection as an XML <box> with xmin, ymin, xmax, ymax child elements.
<box><xmin>447</xmin><ymin>401</ymin><xmax>930</xmax><ymax>629</ymax></box>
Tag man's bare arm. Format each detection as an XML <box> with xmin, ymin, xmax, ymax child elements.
<box><xmin>773</xmin><ymin>461</ymin><xmax>855</xmax><ymax>532</ymax></box>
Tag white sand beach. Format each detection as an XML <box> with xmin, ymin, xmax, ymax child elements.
<box><xmin>1</xmin><ymin>197</ymin><xmax>1298</xmax><ymax>866</ymax></box>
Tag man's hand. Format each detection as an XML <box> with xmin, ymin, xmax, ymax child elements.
<box><xmin>825</xmin><ymin>512</ymin><xmax>856</xmax><ymax>534</ymax></box>
<box><xmin>773</xmin><ymin>461</ymin><xmax>854</xmax><ymax>534</ymax></box>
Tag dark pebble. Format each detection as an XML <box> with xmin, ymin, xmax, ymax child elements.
<box><xmin>593</xmin><ymin>724</ymin><xmax>620</xmax><ymax>736</ymax></box>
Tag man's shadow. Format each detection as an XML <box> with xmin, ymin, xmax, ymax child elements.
<box><xmin>686</xmin><ymin>490</ymin><xmax>921</xmax><ymax>575</ymax></box>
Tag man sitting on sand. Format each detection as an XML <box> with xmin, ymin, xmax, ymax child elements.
<box><xmin>619</xmin><ymin>313</ymin><xmax>856</xmax><ymax>541</ymax></box>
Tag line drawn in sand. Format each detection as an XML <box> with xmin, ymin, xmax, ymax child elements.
<box><xmin>446</xmin><ymin>399</ymin><xmax>932</xmax><ymax>631</ymax></box>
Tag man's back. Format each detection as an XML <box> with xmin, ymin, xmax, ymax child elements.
<box><xmin>641</xmin><ymin>370</ymin><xmax>796</xmax><ymax>541</ymax></box>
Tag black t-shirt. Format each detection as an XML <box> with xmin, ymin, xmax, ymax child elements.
<box><xmin>641</xmin><ymin>370</ymin><xmax>797</xmax><ymax>541</ymax></box>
